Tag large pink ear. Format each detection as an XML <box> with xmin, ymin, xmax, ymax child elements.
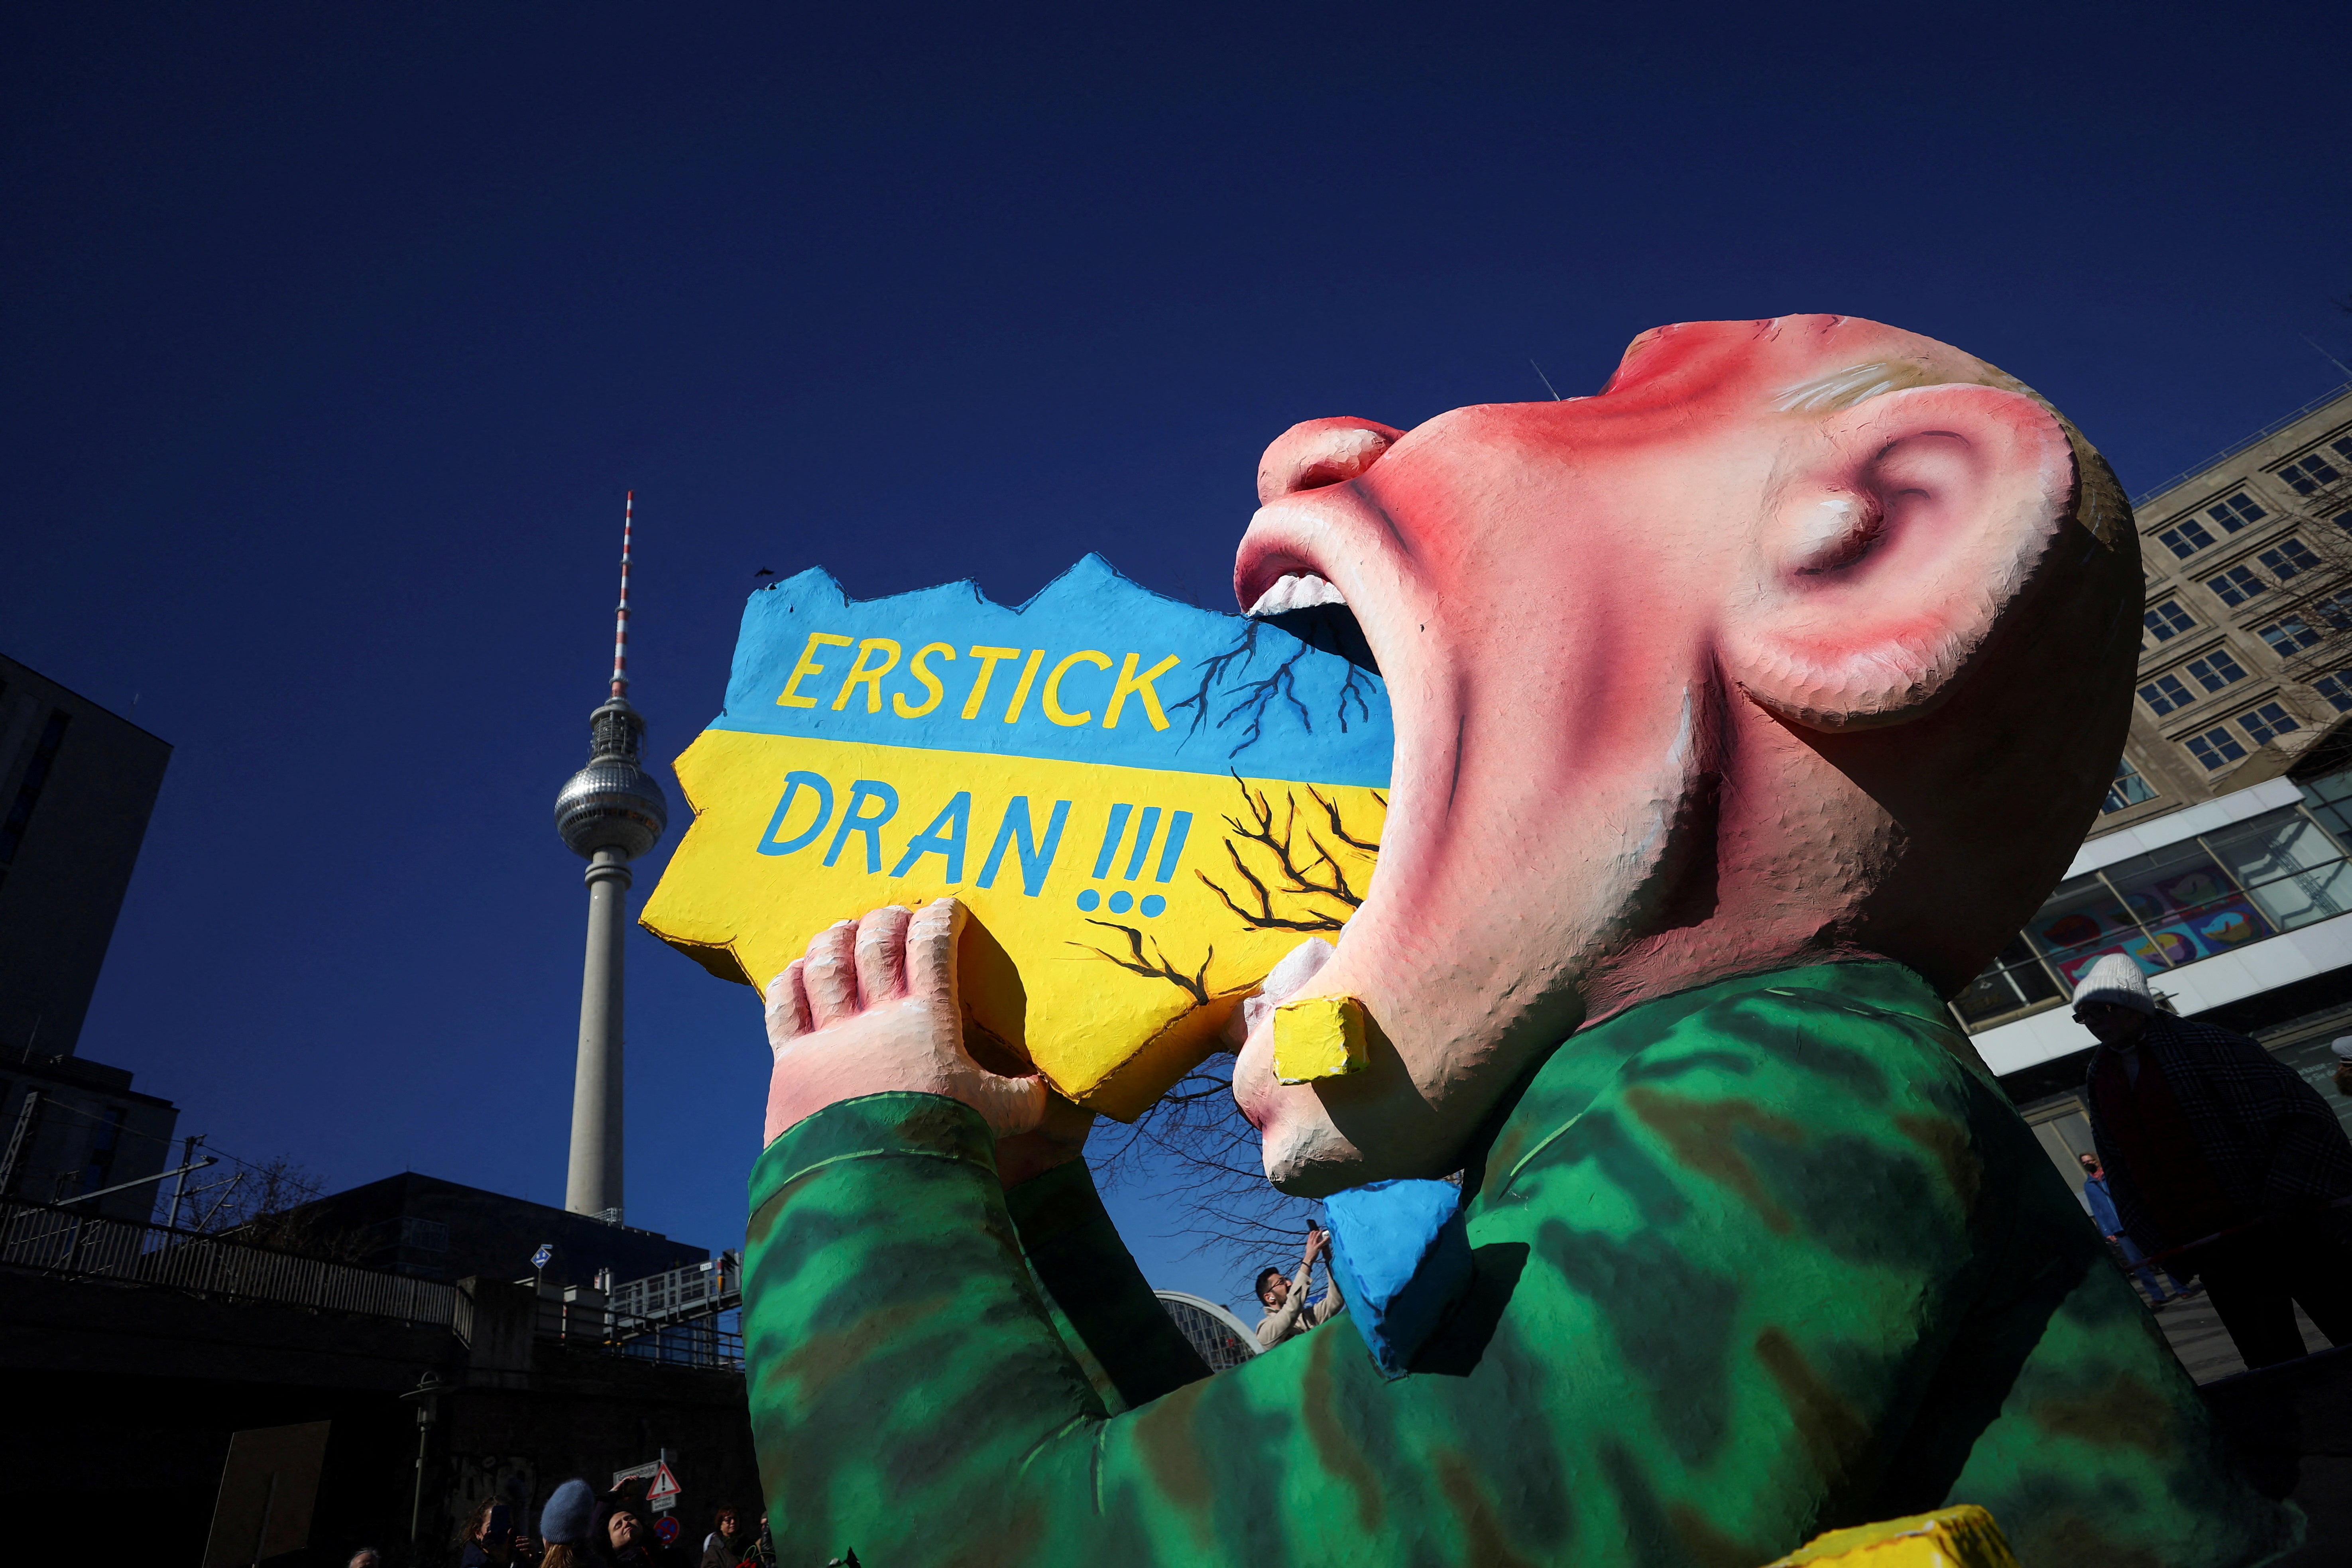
<box><xmin>1723</xmin><ymin>383</ymin><xmax>2078</xmax><ymax>730</ymax></box>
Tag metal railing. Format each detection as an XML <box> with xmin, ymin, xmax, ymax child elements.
<box><xmin>2132</xmin><ymin>383</ymin><xmax>2352</xmax><ymax>508</ymax></box>
<box><xmin>0</xmin><ymin>1197</ymin><xmax>459</xmax><ymax>1328</ymax></box>
<box><xmin>608</xmin><ymin>1253</ymin><xmax>739</xmax><ymax>1329</ymax></box>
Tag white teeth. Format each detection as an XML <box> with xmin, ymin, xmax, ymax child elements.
<box><xmin>1245</xmin><ymin>572</ymin><xmax>1349</xmax><ymax>618</ymax></box>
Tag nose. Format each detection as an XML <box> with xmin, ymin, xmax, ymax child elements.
<box><xmin>1256</xmin><ymin>417</ymin><xmax>1404</xmax><ymax>507</ymax></box>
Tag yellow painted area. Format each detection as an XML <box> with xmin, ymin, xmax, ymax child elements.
<box><xmin>1272</xmin><ymin>994</ymin><xmax>1367</xmax><ymax>1083</ymax></box>
<box><xmin>642</xmin><ymin>728</ymin><xmax>1384</xmax><ymax>1120</ymax></box>
<box><xmin>1764</xmin><ymin>1506</ymin><xmax>2019</xmax><ymax>1568</ymax></box>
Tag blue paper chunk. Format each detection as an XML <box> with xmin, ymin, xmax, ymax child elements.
<box><xmin>1323</xmin><ymin>1178</ymin><xmax>1473</xmax><ymax>1379</ymax></box>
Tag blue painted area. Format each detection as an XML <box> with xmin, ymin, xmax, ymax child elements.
<box><xmin>707</xmin><ymin>554</ymin><xmax>1391</xmax><ymax>785</ymax></box>
<box><xmin>1323</xmin><ymin>1178</ymin><xmax>1474</xmax><ymax>1379</ymax></box>
<box><xmin>1076</xmin><ymin>889</ymin><xmax>1100</xmax><ymax>912</ymax></box>
<box><xmin>1108</xmin><ymin>890</ymin><xmax>1133</xmax><ymax>914</ymax></box>
<box><xmin>1140</xmin><ymin>894</ymin><xmax>1166</xmax><ymax>918</ymax></box>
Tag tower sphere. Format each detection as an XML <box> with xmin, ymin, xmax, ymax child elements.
<box><xmin>555</xmin><ymin>697</ymin><xmax>670</xmax><ymax>861</ymax></box>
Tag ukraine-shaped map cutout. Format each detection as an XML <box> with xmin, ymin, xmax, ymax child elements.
<box><xmin>642</xmin><ymin>555</ymin><xmax>1391</xmax><ymax>1119</ymax></box>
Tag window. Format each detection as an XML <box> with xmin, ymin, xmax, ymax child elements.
<box><xmin>2259</xmin><ymin>539</ymin><xmax>2321</xmax><ymax>580</ymax></box>
<box><xmin>2261</xmin><ymin>616</ymin><xmax>2322</xmax><ymax>655</ymax></box>
<box><xmin>2187</xmin><ymin>726</ymin><xmax>2248</xmax><ymax>770</ymax></box>
<box><xmin>2159</xmin><ymin>519</ymin><xmax>2216</xmax><ymax>558</ymax></box>
<box><xmin>2185</xmin><ymin>649</ymin><xmax>2248</xmax><ymax>691</ymax></box>
<box><xmin>2278</xmin><ymin>438</ymin><xmax>2352</xmax><ymax>494</ymax></box>
<box><xmin>2316</xmin><ymin>673</ymin><xmax>2352</xmax><ymax>713</ymax></box>
<box><xmin>2240</xmin><ymin>701</ymin><xmax>2301</xmax><ymax>746</ymax></box>
<box><xmin>2208</xmin><ymin>564</ymin><xmax>2269</xmax><ymax>606</ymax></box>
<box><xmin>2101</xmin><ymin>755</ymin><xmax>2157</xmax><ymax>814</ymax></box>
<box><xmin>2139</xmin><ymin>673</ymin><xmax>2195</xmax><ymax>715</ymax></box>
<box><xmin>2145</xmin><ymin>599</ymin><xmax>2197</xmax><ymax>642</ymax></box>
<box><xmin>1950</xmin><ymin>800</ymin><xmax>2352</xmax><ymax>1033</ymax></box>
<box><xmin>2208</xmin><ymin>491</ymin><xmax>2267</xmax><ymax>532</ymax></box>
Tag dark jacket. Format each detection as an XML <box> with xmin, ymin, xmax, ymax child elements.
<box><xmin>2085</xmin><ymin>1012</ymin><xmax>2352</xmax><ymax>1253</ymax></box>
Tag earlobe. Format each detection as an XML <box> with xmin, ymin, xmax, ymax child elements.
<box><xmin>1729</xmin><ymin>383</ymin><xmax>2075</xmax><ymax>730</ymax></box>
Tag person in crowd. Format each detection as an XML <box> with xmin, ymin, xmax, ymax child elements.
<box><xmin>2074</xmin><ymin>952</ymin><xmax>2352</xmax><ymax>1368</ymax></box>
<box><xmin>2332</xmin><ymin>1036</ymin><xmax>2352</xmax><ymax>1098</ymax></box>
<box><xmin>459</xmin><ymin>1499</ymin><xmax>522</xmax><ymax>1567</ymax></box>
<box><xmin>589</xmin><ymin>1492</ymin><xmax>684</xmax><ymax>1568</ymax></box>
<box><xmin>538</xmin><ymin>1479</ymin><xmax>598</xmax><ymax>1568</ymax></box>
<box><xmin>347</xmin><ymin>1551</ymin><xmax>381</xmax><ymax>1568</ymax></box>
<box><xmin>700</xmin><ymin>1506</ymin><xmax>749</xmax><ymax>1568</ymax></box>
<box><xmin>1253</xmin><ymin>1225</ymin><xmax>1344</xmax><ymax>1349</ymax></box>
<box><xmin>2078</xmin><ymin>1150</ymin><xmax>2190</xmax><ymax>1304</ymax></box>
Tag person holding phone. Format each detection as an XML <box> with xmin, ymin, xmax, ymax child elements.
<box><xmin>1252</xmin><ymin>1225</ymin><xmax>1345</xmax><ymax>1349</ymax></box>
<box><xmin>460</xmin><ymin>1501</ymin><xmax>520</xmax><ymax>1568</ymax></box>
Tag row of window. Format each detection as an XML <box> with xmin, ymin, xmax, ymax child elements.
<box><xmin>2278</xmin><ymin>434</ymin><xmax>2352</xmax><ymax>495</ymax></box>
<box><xmin>2155</xmin><ymin>490</ymin><xmax>2269</xmax><ymax>559</ymax></box>
<box><xmin>2150</xmin><ymin>596</ymin><xmax>2352</xmax><ymax>664</ymax></box>
<box><xmin>2106</xmin><ymin>671</ymin><xmax>2352</xmax><ymax>814</ymax></box>
<box><xmin>2183</xmin><ymin>700</ymin><xmax>2303</xmax><ymax>770</ymax></box>
<box><xmin>2150</xmin><ymin>433</ymin><xmax>2352</xmax><ymax>563</ymax></box>
<box><xmin>2139</xmin><ymin>647</ymin><xmax>2249</xmax><ymax>715</ymax></box>
<box><xmin>2139</xmin><ymin>542</ymin><xmax>2330</xmax><ymax>666</ymax></box>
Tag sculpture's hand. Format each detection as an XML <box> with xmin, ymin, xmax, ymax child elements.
<box><xmin>762</xmin><ymin>897</ymin><xmax>1046</xmax><ymax>1145</ymax></box>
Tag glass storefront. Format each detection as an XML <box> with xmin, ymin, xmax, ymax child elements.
<box><xmin>1952</xmin><ymin>790</ymin><xmax>2352</xmax><ymax>1032</ymax></box>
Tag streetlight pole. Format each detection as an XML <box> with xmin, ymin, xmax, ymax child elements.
<box><xmin>399</xmin><ymin>1371</ymin><xmax>446</xmax><ymax>1545</ymax></box>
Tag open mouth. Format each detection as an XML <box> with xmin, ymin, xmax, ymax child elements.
<box><xmin>1241</xmin><ymin>571</ymin><xmax>1380</xmax><ymax>675</ymax></box>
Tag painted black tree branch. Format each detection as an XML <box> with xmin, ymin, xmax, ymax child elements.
<box><xmin>1167</xmin><ymin>620</ymin><xmax>1379</xmax><ymax>761</ymax></box>
<box><xmin>1197</xmin><ymin>775</ymin><xmax>1381</xmax><ymax>933</ymax></box>
<box><xmin>1069</xmin><ymin>920</ymin><xmax>1213</xmax><ymax>1005</ymax></box>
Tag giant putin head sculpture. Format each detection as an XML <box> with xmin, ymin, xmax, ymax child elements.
<box><xmin>1227</xmin><ymin>313</ymin><xmax>2140</xmax><ymax>1192</ymax></box>
<box><xmin>739</xmin><ymin>320</ymin><xmax>2288</xmax><ymax>1568</ymax></box>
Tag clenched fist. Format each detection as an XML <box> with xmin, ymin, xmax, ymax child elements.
<box><xmin>762</xmin><ymin>897</ymin><xmax>1048</xmax><ymax>1147</ymax></box>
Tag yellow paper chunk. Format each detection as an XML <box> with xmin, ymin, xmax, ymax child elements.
<box><xmin>1272</xmin><ymin>994</ymin><xmax>1368</xmax><ymax>1084</ymax></box>
<box><xmin>1764</xmin><ymin>1505</ymin><xmax>2019</xmax><ymax>1568</ymax></box>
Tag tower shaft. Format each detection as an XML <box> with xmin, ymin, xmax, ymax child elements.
<box><xmin>564</xmin><ymin>848</ymin><xmax>632</xmax><ymax>1220</ymax></box>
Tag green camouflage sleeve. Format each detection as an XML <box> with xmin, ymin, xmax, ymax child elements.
<box><xmin>1003</xmin><ymin>1155</ymin><xmax>1211</xmax><ymax>1412</ymax></box>
<box><xmin>742</xmin><ymin>972</ymin><xmax>2292</xmax><ymax>1567</ymax></box>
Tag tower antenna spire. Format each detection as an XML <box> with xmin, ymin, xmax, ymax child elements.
<box><xmin>612</xmin><ymin>490</ymin><xmax>634</xmax><ymax>700</ymax></box>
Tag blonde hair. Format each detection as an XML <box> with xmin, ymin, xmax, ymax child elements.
<box><xmin>1774</xmin><ymin>357</ymin><xmax>2133</xmax><ymax>549</ymax></box>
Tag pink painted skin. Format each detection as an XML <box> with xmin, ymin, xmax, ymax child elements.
<box><xmin>764</xmin><ymin>316</ymin><xmax>2139</xmax><ymax>1200</ymax></box>
<box><xmin>1226</xmin><ymin>315</ymin><xmax>2135</xmax><ymax>1194</ymax></box>
<box><xmin>763</xmin><ymin>900</ymin><xmax>1046</xmax><ymax>1145</ymax></box>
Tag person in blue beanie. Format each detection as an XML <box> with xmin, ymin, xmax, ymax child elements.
<box><xmin>538</xmin><ymin>1479</ymin><xmax>597</xmax><ymax>1568</ymax></box>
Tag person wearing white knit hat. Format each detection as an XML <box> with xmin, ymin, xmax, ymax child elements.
<box><xmin>2333</xmin><ymin>1037</ymin><xmax>2352</xmax><ymax>1101</ymax></box>
<box><xmin>2075</xmin><ymin>951</ymin><xmax>2352</xmax><ymax>1370</ymax></box>
<box><xmin>2069</xmin><ymin>952</ymin><xmax>2158</xmax><ymax>1030</ymax></box>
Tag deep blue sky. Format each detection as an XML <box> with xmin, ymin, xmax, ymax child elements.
<box><xmin>8</xmin><ymin>3</ymin><xmax>2348</xmax><ymax>1308</ymax></box>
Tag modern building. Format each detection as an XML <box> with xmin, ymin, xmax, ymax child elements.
<box><xmin>553</xmin><ymin>496</ymin><xmax>670</xmax><ymax>1227</ymax></box>
<box><xmin>0</xmin><ymin>653</ymin><xmax>173</xmax><ymax>1057</ymax></box>
<box><xmin>0</xmin><ymin>653</ymin><xmax>180</xmax><ymax>1219</ymax></box>
<box><xmin>228</xmin><ymin>1169</ymin><xmax>708</xmax><ymax>1287</ymax></box>
<box><xmin>2095</xmin><ymin>381</ymin><xmax>2352</xmax><ymax>826</ymax></box>
<box><xmin>0</xmin><ymin>1050</ymin><xmax>181</xmax><ymax>1222</ymax></box>
<box><xmin>1947</xmin><ymin>384</ymin><xmax>2352</xmax><ymax>1190</ymax></box>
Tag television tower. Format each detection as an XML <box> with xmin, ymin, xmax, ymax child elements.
<box><xmin>553</xmin><ymin>493</ymin><xmax>669</xmax><ymax>1224</ymax></box>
